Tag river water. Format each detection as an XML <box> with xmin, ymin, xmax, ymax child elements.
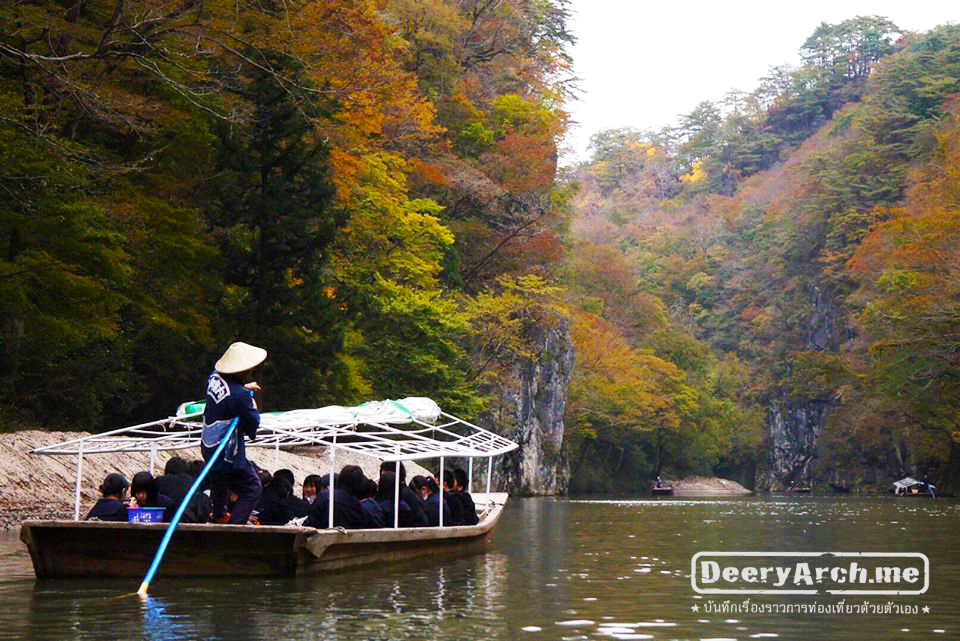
<box><xmin>0</xmin><ymin>496</ymin><xmax>957</xmax><ymax>640</ymax></box>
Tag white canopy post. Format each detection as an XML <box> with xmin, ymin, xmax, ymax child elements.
<box><xmin>439</xmin><ymin>456</ymin><xmax>444</xmax><ymax>528</ymax></box>
<box><xmin>149</xmin><ymin>442</ymin><xmax>157</xmax><ymax>475</ymax></box>
<box><xmin>467</xmin><ymin>458</ymin><xmax>473</xmax><ymax>494</ymax></box>
<box><xmin>394</xmin><ymin>456</ymin><xmax>400</xmax><ymax>529</ymax></box>
<box><xmin>486</xmin><ymin>455</ymin><xmax>493</xmax><ymax>508</ymax></box>
<box><xmin>274</xmin><ymin>440</ymin><xmax>280</xmax><ymax>469</ymax></box>
<box><xmin>328</xmin><ymin>435</ymin><xmax>336</xmax><ymax>528</ymax></box>
<box><xmin>73</xmin><ymin>440</ymin><xmax>84</xmax><ymax>521</ymax></box>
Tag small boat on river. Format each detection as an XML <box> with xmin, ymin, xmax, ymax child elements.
<box><xmin>21</xmin><ymin>398</ymin><xmax>518</xmax><ymax>579</ymax></box>
<box><xmin>893</xmin><ymin>477</ymin><xmax>936</xmax><ymax>498</ymax></box>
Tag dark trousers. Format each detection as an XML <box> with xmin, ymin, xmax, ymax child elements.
<box><xmin>210</xmin><ymin>461</ymin><xmax>262</xmax><ymax>524</ymax></box>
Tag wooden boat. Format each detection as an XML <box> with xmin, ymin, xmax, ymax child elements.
<box><xmin>23</xmin><ymin>397</ymin><xmax>519</xmax><ymax>581</ymax></box>
<box><xmin>651</xmin><ymin>486</ymin><xmax>673</xmax><ymax>496</ymax></box>
<box><xmin>787</xmin><ymin>487</ymin><xmax>812</xmax><ymax>494</ymax></box>
<box><xmin>20</xmin><ymin>493</ymin><xmax>507</xmax><ymax>579</ymax></box>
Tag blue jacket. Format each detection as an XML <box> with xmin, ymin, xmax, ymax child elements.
<box><xmin>377</xmin><ymin>496</ymin><xmax>414</xmax><ymax>527</ymax></box>
<box><xmin>361</xmin><ymin>498</ymin><xmax>385</xmax><ymax>528</ymax></box>
<box><xmin>200</xmin><ymin>371</ymin><xmax>259</xmax><ymax>471</ymax></box>
<box><xmin>305</xmin><ymin>489</ymin><xmax>371</xmax><ymax>529</ymax></box>
<box><xmin>424</xmin><ymin>491</ymin><xmax>451</xmax><ymax>527</ymax></box>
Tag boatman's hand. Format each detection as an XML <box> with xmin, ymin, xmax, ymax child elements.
<box><xmin>244</xmin><ymin>381</ymin><xmax>261</xmax><ymax>392</ymax></box>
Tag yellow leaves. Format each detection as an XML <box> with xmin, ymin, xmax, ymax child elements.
<box><xmin>567</xmin><ymin>309</ymin><xmax>695</xmax><ymax>433</ymax></box>
<box><xmin>647</xmin><ymin>146</ymin><xmax>658</xmax><ymax>157</ymax></box>
<box><xmin>680</xmin><ymin>159</ymin><xmax>707</xmax><ymax>184</ymax></box>
<box><xmin>329</xmin><ymin>151</ymin><xmax>452</xmax><ymax>289</ymax></box>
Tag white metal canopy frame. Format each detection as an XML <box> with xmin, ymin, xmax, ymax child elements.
<box><xmin>31</xmin><ymin>397</ymin><xmax>517</xmax><ymax>525</ymax></box>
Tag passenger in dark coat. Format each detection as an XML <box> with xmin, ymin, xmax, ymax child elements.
<box><xmin>273</xmin><ymin>469</ymin><xmax>309</xmax><ymax>519</ymax></box>
<box><xmin>359</xmin><ymin>479</ymin><xmax>384</xmax><ymax>528</ymax></box>
<box><xmin>376</xmin><ymin>471</ymin><xmax>414</xmax><ymax>527</ymax></box>
<box><xmin>304</xmin><ymin>466</ymin><xmax>371</xmax><ymax>529</ymax></box>
<box><xmin>453</xmin><ymin>468</ymin><xmax>479</xmax><ymax>525</ymax></box>
<box><xmin>441</xmin><ymin>470</ymin><xmax>465</xmax><ymax>525</ymax></box>
<box><xmin>380</xmin><ymin>461</ymin><xmax>428</xmax><ymax>527</ymax></box>
<box><xmin>86</xmin><ymin>473</ymin><xmax>130</xmax><ymax>522</ymax></box>
<box><xmin>256</xmin><ymin>474</ymin><xmax>295</xmax><ymax>525</ymax></box>
<box><xmin>420</xmin><ymin>477</ymin><xmax>451</xmax><ymax>527</ymax></box>
<box><xmin>156</xmin><ymin>457</ymin><xmax>211</xmax><ymax>523</ymax></box>
<box><xmin>131</xmin><ymin>471</ymin><xmax>176</xmax><ymax>522</ymax></box>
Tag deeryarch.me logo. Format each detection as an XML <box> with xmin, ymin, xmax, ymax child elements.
<box><xmin>691</xmin><ymin>552</ymin><xmax>929</xmax><ymax>595</ymax></box>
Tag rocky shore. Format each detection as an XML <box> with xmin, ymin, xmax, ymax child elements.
<box><xmin>669</xmin><ymin>476</ymin><xmax>752</xmax><ymax>496</ymax></box>
<box><xmin>0</xmin><ymin>430</ymin><xmax>429</xmax><ymax>530</ymax></box>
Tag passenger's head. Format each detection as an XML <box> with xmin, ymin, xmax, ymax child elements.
<box><xmin>318</xmin><ymin>473</ymin><xmax>338</xmax><ymax>494</ymax></box>
<box><xmin>442</xmin><ymin>469</ymin><xmax>455</xmax><ymax>491</ymax></box>
<box><xmin>377</xmin><ymin>471</ymin><xmax>397</xmax><ymax>501</ymax></box>
<box><xmin>453</xmin><ymin>468</ymin><xmax>468</xmax><ymax>492</ymax></box>
<box><xmin>187</xmin><ymin>460</ymin><xmax>205</xmax><ymax>479</ymax></box>
<box><xmin>380</xmin><ymin>461</ymin><xmax>406</xmax><ymax>484</ymax></box>
<box><xmin>359</xmin><ymin>478</ymin><xmax>377</xmax><ymax>501</ymax></box>
<box><xmin>410</xmin><ymin>475</ymin><xmax>433</xmax><ymax>499</ymax></box>
<box><xmin>131</xmin><ymin>471</ymin><xmax>158</xmax><ymax>506</ymax></box>
<box><xmin>338</xmin><ymin>465</ymin><xmax>366</xmax><ymax>498</ymax></box>
<box><xmin>164</xmin><ymin>456</ymin><xmax>188</xmax><ymax>476</ymax></box>
<box><xmin>275</xmin><ymin>469</ymin><xmax>295</xmax><ymax>488</ymax></box>
<box><xmin>266</xmin><ymin>473</ymin><xmax>292</xmax><ymax>498</ymax></box>
<box><xmin>100</xmin><ymin>473</ymin><xmax>129</xmax><ymax>500</ymax></box>
<box><xmin>303</xmin><ymin>474</ymin><xmax>322</xmax><ymax>501</ymax></box>
<box><xmin>423</xmin><ymin>476</ymin><xmax>440</xmax><ymax>498</ymax></box>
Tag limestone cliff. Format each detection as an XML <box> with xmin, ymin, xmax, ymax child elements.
<box><xmin>481</xmin><ymin>314</ymin><xmax>574</xmax><ymax>496</ymax></box>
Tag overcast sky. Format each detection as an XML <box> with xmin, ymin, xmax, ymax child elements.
<box><xmin>563</xmin><ymin>1</ymin><xmax>958</xmax><ymax>162</ymax></box>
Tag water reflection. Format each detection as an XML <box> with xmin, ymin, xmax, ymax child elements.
<box><xmin>1</xmin><ymin>496</ymin><xmax>959</xmax><ymax>640</ymax></box>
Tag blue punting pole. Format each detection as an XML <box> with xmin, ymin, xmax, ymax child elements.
<box><xmin>137</xmin><ymin>416</ymin><xmax>239</xmax><ymax>596</ymax></box>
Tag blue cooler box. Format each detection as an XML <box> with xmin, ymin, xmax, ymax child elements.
<box><xmin>127</xmin><ymin>507</ymin><xmax>165</xmax><ymax>523</ymax></box>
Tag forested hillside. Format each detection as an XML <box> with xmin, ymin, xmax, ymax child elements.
<box><xmin>566</xmin><ymin>17</ymin><xmax>960</xmax><ymax>492</ymax></box>
<box><xmin>0</xmin><ymin>0</ymin><xmax>574</xmax><ymax>431</ymax></box>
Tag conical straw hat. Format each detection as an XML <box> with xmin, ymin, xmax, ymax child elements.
<box><xmin>215</xmin><ymin>342</ymin><xmax>267</xmax><ymax>374</ymax></box>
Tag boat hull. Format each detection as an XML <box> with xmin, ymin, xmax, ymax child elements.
<box><xmin>20</xmin><ymin>493</ymin><xmax>507</xmax><ymax>579</ymax></box>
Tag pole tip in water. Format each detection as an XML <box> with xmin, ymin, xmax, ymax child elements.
<box><xmin>137</xmin><ymin>582</ymin><xmax>149</xmax><ymax>596</ymax></box>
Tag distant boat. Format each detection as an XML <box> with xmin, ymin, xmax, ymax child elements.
<box><xmin>893</xmin><ymin>477</ymin><xmax>936</xmax><ymax>498</ymax></box>
<box><xmin>787</xmin><ymin>486</ymin><xmax>812</xmax><ymax>494</ymax></box>
<box><xmin>651</xmin><ymin>486</ymin><xmax>673</xmax><ymax>496</ymax></box>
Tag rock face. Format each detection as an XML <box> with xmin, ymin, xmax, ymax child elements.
<box><xmin>483</xmin><ymin>314</ymin><xmax>574</xmax><ymax>496</ymax></box>
<box><xmin>760</xmin><ymin>282</ymin><xmax>842</xmax><ymax>490</ymax></box>
<box><xmin>761</xmin><ymin>399</ymin><xmax>830</xmax><ymax>489</ymax></box>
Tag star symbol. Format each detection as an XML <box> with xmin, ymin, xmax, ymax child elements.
<box><xmin>922</xmin><ymin>606</ymin><xmax>930</xmax><ymax>614</ymax></box>
<box><xmin>691</xmin><ymin>604</ymin><xmax>700</xmax><ymax>612</ymax></box>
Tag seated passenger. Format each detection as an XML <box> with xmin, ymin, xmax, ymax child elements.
<box><xmin>441</xmin><ymin>470</ymin><xmax>465</xmax><ymax>525</ymax></box>
<box><xmin>316</xmin><ymin>473</ymin><xmax>338</xmax><ymax>498</ymax></box>
<box><xmin>131</xmin><ymin>471</ymin><xmax>176</xmax><ymax>522</ymax></box>
<box><xmin>257</xmin><ymin>473</ymin><xmax>295</xmax><ymax>525</ymax></box>
<box><xmin>376</xmin><ymin>471</ymin><xmax>414</xmax><ymax>527</ymax></box>
<box><xmin>85</xmin><ymin>473</ymin><xmax>130</xmax><ymax>522</ymax></box>
<box><xmin>156</xmin><ymin>456</ymin><xmax>190</xmax><ymax>502</ymax></box>
<box><xmin>453</xmin><ymin>467</ymin><xmax>479</xmax><ymax>525</ymax></box>
<box><xmin>380</xmin><ymin>461</ymin><xmax>428</xmax><ymax>526</ymax></box>
<box><xmin>304</xmin><ymin>465</ymin><xmax>370</xmax><ymax>529</ymax></box>
<box><xmin>275</xmin><ymin>469</ymin><xmax>309</xmax><ymax>518</ymax></box>
<box><xmin>418</xmin><ymin>476</ymin><xmax>451</xmax><ymax>527</ymax></box>
<box><xmin>302</xmin><ymin>474</ymin><xmax>322</xmax><ymax>504</ymax></box>
<box><xmin>359</xmin><ymin>479</ymin><xmax>385</xmax><ymax>528</ymax></box>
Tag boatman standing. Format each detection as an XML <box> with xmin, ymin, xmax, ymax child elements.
<box><xmin>202</xmin><ymin>341</ymin><xmax>267</xmax><ymax>524</ymax></box>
